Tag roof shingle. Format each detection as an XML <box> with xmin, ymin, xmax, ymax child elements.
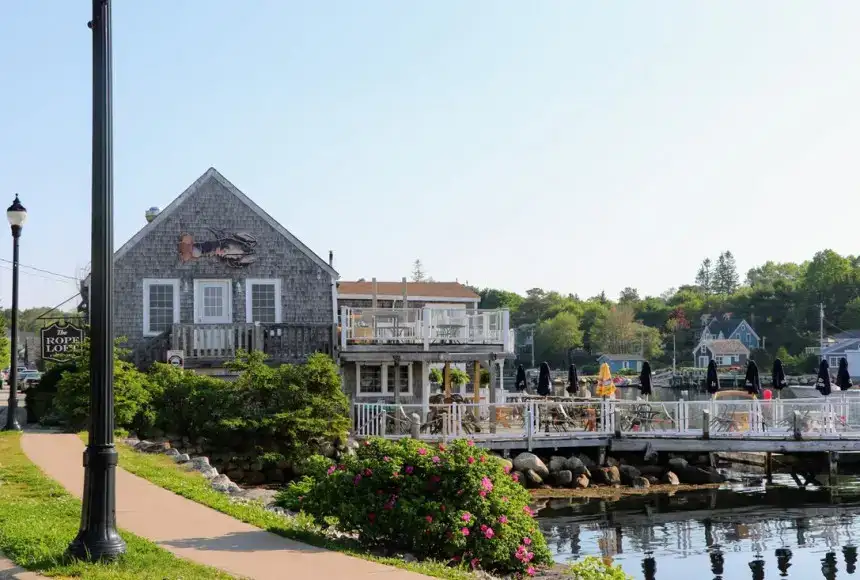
<box><xmin>706</xmin><ymin>339</ymin><xmax>749</xmax><ymax>355</ymax></box>
<box><xmin>337</xmin><ymin>281</ymin><xmax>479</xmax><ymax>300</ymax></box>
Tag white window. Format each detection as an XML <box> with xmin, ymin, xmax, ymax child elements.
<box><xmin>356</xmin><ymin>363</ymin><xmax>413</xmax><ymax>397</ymax></box>
<box><xmin>622</xmin><ymin>361</ymin><xmax>630</xmax><ymax>369</ymax></box>
<box><xmin>245</xmin><ymin>279</ymin><xmax>282</xmax><ymax>323</ymax></box>
<box><xmin>143</xmin><ymin>279</ymin><xmax>180</xmax><ymax>336</ymax></box>
<box><xmin>830</xmin><ymin>356</ymin><xmax>840</xmax><ymax>368</ymax></box>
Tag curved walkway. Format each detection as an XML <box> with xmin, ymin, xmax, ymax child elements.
<box><xmin>21</xmin><ymin>432</ymin><xmax>429</xmax><ymax>580</ymax></box>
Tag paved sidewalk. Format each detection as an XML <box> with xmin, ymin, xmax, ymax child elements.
<box><xmin>22</xmin><ymin>432</ymin><xmax>429</xmax><ymax>580</ymax></box>
<box><xmin>0</xmin><ymin>554</ymin><xmax>47</xmax><ymax>580</ymax></box>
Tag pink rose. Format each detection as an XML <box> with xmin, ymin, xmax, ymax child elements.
<box><xmin>468</xmin><ymin>456</ymin><xmax>475</xmax><ymax>464</ymax></box>
<box><xmin>499</xmin><ymin>515</ymin><xmax>508</xmax><ymax>524</ymax></box>
<box><xmin>353</xmin><ymin>474</ymin><xmax>362</xmax><ymax>485</ymax></box>
<box><xmin>460</xmin><ymin>527</ymin><xmax>470</xmax><ymax>536</ymax></box>
<box><xmin>425</xmin><ymin>515</ymin><xmax>433</xmax><ymax>523</ymax></box>
<box><xmin>383</xmin><ymin>456</ymin><xmax>391</xmax><ymax>462</ymax></box>
<box><xmin>484</xmin><ymin>527</ymin><xmax>494</xmax><ymax>539</ymax></box>
<box><xmin>481</xmin><ymin>476</ymin><xmax>493</xmax><ymax>492</ymax></box>
<box><xmin>470</xmin><ymin>557</ymin><xmax>480</xmax><ymax>569</ymax></box>
<box><xmin>503</xmin><ymin>465</ymin><xmax>511</xmax><ymax>474</ymax></box>
<box><xmin>405</xmin><ymin>466</ymin><xmax>414</xmax><ymax>474</ymax></box>
<box><xmin>523</xmin><ymin>537</ymin><xmax>532</xmax><ymax>545</ymax></box>
<box><xmin>327</xmin><ymin>465</ymin><xmax>336</xmax><ymax>475</ymax></box>
<box><xmin>526</xmin><ymin>566</ymin><xmax>536</xmax><ymax>576</ymax></box>
<box><xmin>432</xmin><ymin>456</ymin><xmax>441</xmax><ymax>464</ymax></box>
<box><xmin>418</xmin><ymin>448</ymin><xmax>427</xmax><ymax>456</ymax></box>
<box><xmin>364</xmin><ymin>468</ymin><xmax>373</xmax><ymax>477</ymax></box>
<box><xmin>480</xmin><ymin>524</ymin><xmax>488</xmax><ymax>532</ymax></box>
<box><xmin>511</xmin><ymin>473</ymin><xmax>519</xmax><ymax>482</ymax></box>
<box><xmin>461</xmin><ymin>512</ymin><xmax>472</xmax><ymax>522</ymax></box>
<box><xmin>523</xmin><ymin>506</ymin><xmax>534</xmax><ymax>517</ymax></box>
<box><xmin>467</xmin><ymin>440</ymin><xmax>475</xmax><ymax>447</ymax></box>
<box><xmin>479</xmin><ymin>490</ymin><xmax>487</xmax><ymax>498</ymax></box>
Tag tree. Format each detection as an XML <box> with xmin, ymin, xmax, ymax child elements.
<box><xmin>713</xmin><ymin>251</ymin><xmax>740</xmax><ymax>294</ymax></box>
<box><xmin>410</xmin><ymin>259</ymin><xmax>426</xmax><ymax>283</ymax></box>
<box><xmin>695</xmin><ymin>258</ymin><xmax>713</xmax><ymax>295</ymax></box>
<box><xmin>840</xmin><ymin>297</ymin><xmax>860</xmax><ymax>330</ymax></box>
<box><xmin>0</xmin><ymin>311</ymin><xmax>9</xmax><ymax>371</ymax></box>
<box><xmin>591</xmin><ymin>304</ymin><xmax>638</xmax><ymax>355</ymax></box>
<box><xmin>477</xmin><ymin>288</ymin><xmax>524</xmax><ymax>313</ymax></box>
<box><xmin>533</xmin><ymin>312</ymin><xmax>583</xmax><ymax>368</ymax></box>
<box><xmin>618</xmin><ymin>287</ymin><xmax>640</xmax><ymax>304</ymax></box>
<box><xmin>746</xmin><ymin>261</ymin><xmax>805</xmax><ymax>288</ymax></box>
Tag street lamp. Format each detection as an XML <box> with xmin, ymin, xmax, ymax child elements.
<box><xmin>68</xmin><ymin>0</ymin><xmax>126</xmax><ymax>561</ymax></box>
<box><xmin>3</xmin><ymin>194</ymin><xmax>26</xmax><ymax>432</ymax></box>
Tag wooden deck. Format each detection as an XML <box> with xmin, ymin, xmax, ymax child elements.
<box><xmin>353</xmin><ymin>396</ymin><xmax>860</xmax><ymax>454</ymax></box>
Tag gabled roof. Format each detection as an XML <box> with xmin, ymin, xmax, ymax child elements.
<box><xmin>113</xmin><ymin>168</ymin><xmax>337</xmax><ymax>277</ymax></box>
<box><xmin>822</xmin><ymin>338</ymin><xmax>860</xmax><ymax>356</ymax></box>
<box><xmin>704</xmin><ymin>317</ymin><xmax>741</xmax><ymax>339</ymax></box>
<box><xmin>337</xmin><ymin>281</ymin><xmax>479</xmax><ymax>300</ymax></box>
<box><xmin>597</xmin><ymin>353</ymin><xmax>646</xmax><ymax>362</ymax></box>
<box><xmin>705</xmin><ymin>339</ymin><xmax>750</xmax><ymax>356</ymax></box>
<box><xmin>833</xmin><ymin>330</ymin><xmax>860</xmax><ymax>340</ymax></box>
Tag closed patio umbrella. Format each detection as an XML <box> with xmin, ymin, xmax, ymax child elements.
<box><xmin>772</xmin><ymin>358</ymin><xmax>788</xmax><ymax>392</ymax></box>
<box><xmin>816</xmin><ymin>359</ymin><xmax>832</xmax><ymax>396</ymax></box>
<box><xmin>706</xmin><ymin>360</ymin><xmax>720</xmax><ymax>395</ymax></box>
<box><xmin>744</xmin><ymin>360</ymin><xmax>761</xmax><ymax>396</ymax></box>
<box><xmin>515</xmin><ymin>365</ymin><xmax>527</xmax><ymax>392</ymax></box>
<box><xmin>837</xmin><ymin>357</ymin><xmax>853</xmax><ymax>391</ymax></box>
<box><xmin>596</xmin><ymin>362</ymin><xmax>616</xmax><ymax>398</ymax></box>
<box><xmin>537</xmin><ymin>362</ymin><xmax>551</xmax><ymax>396</ymax></box>
<box><xmin>566</xmin><ymin>364</ymin><xmax>579</xmax><ymax>396</ymax></box>
<box><xmin>639</xmin><ymin>361</ymin><xmax>653</xmax><ymax>397</ymax></box>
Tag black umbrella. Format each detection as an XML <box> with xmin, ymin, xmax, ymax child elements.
<box><xmin>816</xmin><ymin>359</ymin><xmax>832</xmax><ymax>396</ymax></box>
<box><xmin>537</xmin><ymin>362</ymin><xmax>551</xmax><ymax>396</ymax></box>
<box><xmin>566</xmin><ymin>364</ymin><xmax>579</xmax><ymax>396</ymax></box>
<box><xmin>706</xmin><ymin>360</ymin><xmax>720</xmax><ymax>394</ymax></box>
<box><xmin>639</xmin><ymin>361</ymin><xmax>653</xmax><ymax>397</ymax></box>
<box><xmin>775</xmin><ymin>548</ymin><xmax>793</xmax><ymax>576</ymax></box>
<box><xmin>515</xmin><ymin>365</ymin><xmax>527</xmax><ymax>392</ymax></box>
<box><xmin>744</xmin><ymin>360</ymin><xmax>761</xmax><ymax>396</ymax></box>
<box><xmin>837</xmin><ymin>357</ymin><xmax>853</xmax><ymax>391</ymax></box>
<box><xmin>642</xmin><ymin>557</ymin><xmax>656</xmax><ymax>580</ymax></box>
<box><xmin>772</xmin><ymin>358</ymin><xmax>788</xmax><ymax>391</ymax></box>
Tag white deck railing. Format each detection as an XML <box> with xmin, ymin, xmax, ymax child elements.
<box><xmin>353</xmin><ymin>396</ymin><xmax>860</xmax><ymax>441</ymax></box>
<box><xmin>340</xmin><ymin>307</ymin><xmax>512</xmax><ymax>352</ymax></box>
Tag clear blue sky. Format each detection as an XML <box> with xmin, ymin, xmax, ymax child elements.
<box><xmin>1</xmin><ymin>1</ymin><xmax>859</xmax><ymax>309</ymax></box>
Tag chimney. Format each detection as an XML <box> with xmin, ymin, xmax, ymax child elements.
<box><xmin>372</xmin><ymin>277</ymin><xmax>378</xmax><ymax>309</ymax></box>
<box><xmin>402</xmin><ymin>276</ymin><xmax>408</xmax><ymax>308</ymax></box>
<box><xmin>328</xmin><ymin>250</ymin><xmax>334</xmax><ymax>268</ymax></box>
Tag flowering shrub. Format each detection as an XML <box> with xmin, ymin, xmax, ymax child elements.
<box><xmin>278</xmin><ymin>437</ymin><xmax>552</xmax><ymax>575</ymax></box>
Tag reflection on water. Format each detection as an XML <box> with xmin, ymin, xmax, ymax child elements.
<box><xmin>538</xmin><ymin>480</ymin><xmax>860</xmax><ymax>579</ymax></box>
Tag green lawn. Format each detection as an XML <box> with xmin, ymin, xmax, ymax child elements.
<box><xmin>110</xmin><ymin>438</ymin><xmax>474</xmax><ymax>579</ymax></box>
<box><xmin>0</xmin><ymin>432</ymin><xmax>233</xmax><ymax>580</ymax></box>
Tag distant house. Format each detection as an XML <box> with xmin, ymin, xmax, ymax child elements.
<box><xmin>596</xmin><ymin>354</ymin><xmax>645</xmax><ymax>373</ymax></box>
<box><xmin>821</xmin><ymin>331</ymin><xmax>860</xmax><ymax>377</ymax></box>
<box><xmin>696</xmin><ymin>339</ymin><xmax>750</xmax><ymax>368</ymax></box>
<box><xmin>699</xmin><ymin>315</ymin><xmax>761</xmax><ymax>351</ymax></box>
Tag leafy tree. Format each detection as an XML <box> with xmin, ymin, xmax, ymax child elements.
<box><xmin>695</xmin><ymin>258</ymin><xmax>714</xmax><ymax>295</ymax></box>
<box><xmin>713</xmin><ymin>251</ymin><xmax>740</xmax><ymax>294</ymax></box>
<box><xmin>0</xmin><ymin>311</ymin><xmax>9</xmax><ymax>371</ymax></box>
<box><xmin>534</xmin><ymin>311</ymin><xmax>583</xmax><ymax>367</ymax></box>
<box><xmin>840</xmin><ymin>297</ymin><xmax>860</xmax><ymax>330</ymax></box>
<box><xmin>746</xmin><ymin>261</ymin><xmax>806</xmax><ymax>288</ymax></box>
<box><xmin>477</xmin><ymin>288</ymin><xmax>524</xmax><ymax>313</ymax></box>
<box><xmin>411</xmin><ymin>259</ymin><xmax>427</xmax><ymax>282</ymax></box>
<box><xmin>618</xmin><ymin>287</ymin><xmax>640</xmax><ymax>304</ymax></box>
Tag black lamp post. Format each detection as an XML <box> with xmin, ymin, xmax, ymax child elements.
<box><xmin>3</xmin><ymin>195</ymin><xmax>26</xmax><ymax>432</ymax></box>
<box><xmin>68</xmin><ymin>0</ymin><xmax>126</xmax><ymax>560</ymax></box>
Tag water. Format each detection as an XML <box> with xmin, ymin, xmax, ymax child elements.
<box><xmin>537</xmin><ymin>476</ymin><xmax>860</xmax><ymax>579</ymax></box>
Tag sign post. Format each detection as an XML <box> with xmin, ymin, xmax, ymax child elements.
<box><xmin>40</xmin><ymin>322</ymin><xmax>86</xmax><ymax>362</ymax></box>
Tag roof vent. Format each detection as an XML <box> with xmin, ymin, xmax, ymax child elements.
<box><xmin>145</xmin><ymin>206</ymin><xmax>161</xmax><ymax>223</ymax></box>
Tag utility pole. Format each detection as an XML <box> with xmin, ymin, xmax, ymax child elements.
<box><xmin>820</xmin><ymin>302</ymin><xmax>825</xmax><ymax>359</ymax></box>
<box><xmin>672</xmin><ymin>333</ymin><xmax>676</xmax><ymax>373</ymax></box>
<box><xmin>530</xmin><ymin>326</ymin><xmax>535</xmax><ymax>368</ymax></box>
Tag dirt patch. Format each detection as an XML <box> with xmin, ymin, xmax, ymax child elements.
<box><xmin>529</xmin><ymin>482</ymin><xmax>722</xmax><ymax>500</ymax></box>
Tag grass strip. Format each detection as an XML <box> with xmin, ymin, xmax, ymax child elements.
<box><xmin>0</xmin><ymin>432</ymin><xmax>233</xmax><ymax>580</ymax></box>
<box><xmin>109</xmin><ymin>437</ymin><xmax>474</xmax><ymax>579</ymax></box>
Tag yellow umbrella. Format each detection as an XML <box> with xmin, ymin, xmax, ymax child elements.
<box><xmin>596</xmin><ymin>362</ymin><xmax>616</xmax><ymax>398</ymax></box>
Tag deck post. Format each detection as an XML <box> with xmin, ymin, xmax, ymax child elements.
<box><xmin>489</xmin><ymin>354</ymin><xmax>498</xmax><ymax>434</ymax></box>
<box><xmin>829</xmin><ymin>451</ymin><xmax>839</xmax><ymax>486</ymax></box>
<box><xmin>614</xmin><ymin>408</ymin><xmax>621</xmax><ymax>438</ymax></box>
<box><xmin>410</xmin><ymin>413</ymin><xmax>420</xmax><ymax>439</ymax></box>
<box><xmin>526</xmin><ymin>405</ymin><xmax>533</xmax><ymax>451</ymax></box>
<box><xmin>765</xmin><ymin>452</ymin><xmax>773</xmax><ymax>483</ymax></box>
<box><xmin>473</xmin><ymin>361</ymin><xmax>481</xmax><ymax>404</ymax></box>
<box><xmin>393</xmin><ymin>355</ymin><xmax>401</xmax><ymax>411</ymax></box>
<box><xmin>444</xmin><ymin>361</ymin><xmax>451</xmax><ymax>398</ymax></box>
<box><xmin>793</xmin><ymin>410</ymin><xmax>802</xmax><ymax>441</ymax></box>
<box><xmin>702</xmin><ymin>409</ymin><xmax>710</xmax><ymax>440</ymax></box>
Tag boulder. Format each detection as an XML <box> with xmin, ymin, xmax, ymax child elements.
<box><xmin>631</xmin><ymin>477</ymin><xmax>650</xmax><ymax>489</ymax></box>
<box><xmin>189</xmin><ymin>456</ymin><xmax>211</xmax><ymax>470</ymax></box>
<box><xmin>619</xmin><ymin>464</ymin><xmax>642</xmax><ymax>485</ymax></box>
<box><xmin>226</xmin><ymin>469</ymin><xmax>245</xmax><ymax>482</ymax></box>
<box><xmin>200</xmin><ymin>467</ymin><xmax>219</xmax><ymax>479</ymax></box>
<box><xmin>245</xmin><ymin>471</ymin><xmax>267</xmax><ymax>486</ymax></box>
<box><xmin>576</xmin><ymin>453</ymin><xmax>598</xmax><ymax>471</ymax></box>
<box><xmin>554</xmin><ymin>470</ymin><xmax>573</xmax><ymax>487</ymax></box>
<box><xmin>210</xmin><ymin>474</ymin><xmax>233</xmax><ymax>492</ymax></box>
<box><xmin>668</xmin><ymin>457</ymin><xmax>689</xmax><ymax>471</ymax></box>
<box><xmin>525</xmin><ymin>469</ymin><xmax>544</xmax><ymax>487</ymax></box>
<box><xmin>647</xmin><ymin>476</ymin><xmax>659</xmax><ymax>485</ymax></box>
<box><xmin>172</xmin><ymin>453</ymin><xmax>191</xmax><ymax>464</ymax></box>
<box><xmin>606</xmin><ymin>466</ymin><xmax>621</xmax><ymax>485</ymax></box>
<box><xmin>548</xmin><ymin>456</ymin><xmax>567</xmax><ymax>474</ymax></box>
<box><xmin>574</xmin><ymin>474</ymin><xmax>589</xmax><ymax>489</ymax></box>
<box><xmin>265</xmin><ymin>468</ymin><xmax>285</xmax><ymax>483</ymax></box>
<box><xmin>675</xmin><ymin>466</ymin><xmax>725</xmax><ymax>485</ymax></box>
<box><xmin>498</xmin><ymin>458</ymin><xmax>514</xmax><ymax>473</ymax></box>
<box><xmin>250</xmin><ymin>461</ymin><xmax>264</xmax><ymax>472</ymax></box>
<box><xmin>164</xmin><ymin>448</ymin><xmax>180</xmax><ymax>458</ymax></box>
<box><xmin>638</xmin><ymin>465</ymin><xmax>664</xmax><ymax>477</ymax></box>
<box><xmin>662</xmin><ymin>471</ymin><xmax>680</xmax><ymax>485</ymax></box>
<box><xmin>605</xmin><ymin>457</ymin><xmax>620</xmax><ymax>468</ymax></box>
<box><xmin>564</xmin><ymin>456</ymin><xmax>591</xmax><ymax>477</ymax></box>
<box><xmin>513</xmin><ymin>453</ymin><xmax>550</xmax><ymax>479</ymax></box>
<box><xmin>590</xmin><ymin>468</ymin><xmax>610</xmax><ymax>485</ymax></box>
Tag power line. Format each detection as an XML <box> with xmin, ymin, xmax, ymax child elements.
<box><xmin>0</xmin><ymin>264</ymin><xmax>78</xmax><ymax>285</ymax></box>
<box><xmin>0</xmin><ymin>258</ymin><xmax>79</xmax><ymax>281</ymax></box>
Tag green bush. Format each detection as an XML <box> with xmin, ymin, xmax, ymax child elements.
<box><xmin>615</xmin><ymin>368</ymin><xmax>638</xmax><ymax>376</ymax></box>
<box><xmin>146</xmin><ymin>363</ymin><xmax>231</xmax><ymax>437</ymax></box>
<box><xmin>53</xmin><ymin>339</ymin><xmax>153</xmax><ymax>431</ymax></box>
<box><xmin>567</xmin><ymin>557</ymin><xmax>631</xmax><ymax>579</ymax></box>
<box><xmin>429</xmin><ymin>367</ymin><xmax>443</xmax><ymax>383</ymax></box>
<box><xmin>277</xmin><ymin>438</ymin><xmax>552</xmax><ymax>575</ymax></box>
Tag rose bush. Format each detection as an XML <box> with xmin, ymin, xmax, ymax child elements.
<box><xmin>277</xmin><ymin>437</ymin><xmax>552</xmax><ymax>575</ymax></box>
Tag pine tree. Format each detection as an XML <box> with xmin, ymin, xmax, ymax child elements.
<box><xmin>695</xmin><ymin>258</ymin><xmax>713</xmax><ymax>294</ymax></box>
<box><xmin>411</xmin><ymin>259</ymin><xmax>426</xmax><ymax>283</ymax></box>
<box><xmin>713</xmin><ymin>251</ymin><xmax>740</xmax><ymax>294</ymax></box>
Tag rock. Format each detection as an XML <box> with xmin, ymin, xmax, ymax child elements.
<box><xmin>631</xmin><ymin>477</ymin><xmax>650</xmax><ymax>489</ymax></box>
<box><xmin>245</xmin><ymin>471</ymin><xmax>267</xmax><ymax>486</ymax></box>
<box><xmin>498</xmin><ymin>458</ymin><xmax>513</xmax><ymax>473</ymax></box>
<box><xmin>226</xmin><ymin>482</ymin><xmax>242</xmax><ymax>494</ymax></box>
<box><xmin>402</xmin><ymin>553</ymin><xmax>419</xmax><ymax>564</ymax></box>
<box><xmin>639</xmin><ymin>465</ymin><xmax>664</xmax><ymax>477</ymax></box>
<box><xmin>513</xmin><ymin>453</ymin><xmax>550</xmax><ymax>479</ymax></box>
<box><xmin>619</xmin><ymin>464</ymin><xmax>641</xmax><ymax>485</ymax></box>
<box><xmin>200</xmin><ymin>467</ymin><xmax>219</xmax><ymax>479</ymax></box>
<box><xmin>663</xmin><ymin>471</ymin><xmax>680</xmax><ymax>485</ymax></box>
<box><xmin>675</xmin><ymin>466</ymin><xmax>726</xmax><ymax>485</ymax></box>
<box><xmin>564</xmin><ymin>456</ymin><xmax>591</xmax><ymax>477</ymax></box>
<box><xmin>606</xmin><ymin>466</ymin><xmax>621</xmax><ymax>485</ymax></box>
<box><xmin>250</xmin><ymin>462</ymin><xmax>264</xmax><ymax>472</ymax></box>
<box><xmin>668</xmin><ymin>457</ymin><xmax>689</xmax><ymax>471</ymax></box>
<box><xmin>210</xmin><ymin>474</ymin><xmax>233</xmax><ymax>492</ymax></box>
<box><xmin>172</xmin><ymin>453</ymin><xmax>191</xmax><ymax>464</ymax></box>
<box><xmin>525</xmin><ymin>469</ymin><xmax>543</xmax><ymax>487</ymax></box>
<box><xmin>164</xmin><ymin>448</ymin><xmax>180</xmax><ymax>457</ymax></box>
<box><xmin>189</xmin><ymin>456</ymin><xmax>211</xmax><ymax>470</ymax></box>
<box><xmin>226</xmin><ymin>469</ymin><xmax>245</xmax><ymax>482</ymax></box>
<box><xmin>574</xmin><ymin>474</ymin><xmax>589</xmax><ymax>489</ymax></box>
<box><xmin>554</xmin><ymin>470</ymin><xmax>573</xmax><ymax>487</ymax></box>
<box><xmin>647</xmin><ymin>476</ymin><xmax>659</xmax><ymax>485</ymax></box>
<box><xmin>605</xmin><ymin>457</ymin><xmax>620</xmax><ymax>468</ymax></box>
<box><xmin>590</xmin><ymin>467</ymin><xmax>610</xmax><ymax>485</ymax></box>
<box><xmin>265</xmin><ymin>468</ymin><xmax>285</xmax><ymax>483</ymax></box>
<box><xmin>576</xmin><ymin>453</ymin><xmax>598</xmax><ymax>471</ymax></box>
<box><xmin>548</xmin><ymin>456</ymin><xmax>567</xmax><ymax>474</ymax></box>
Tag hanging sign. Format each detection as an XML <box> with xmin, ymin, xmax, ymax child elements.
<box><xmin>40</xmin><ymin>322</ymin><xmax>85</xmax><ymax>362</ymax></box>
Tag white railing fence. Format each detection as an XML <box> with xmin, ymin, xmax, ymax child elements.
<box><xmin>353</xmin><ymin>396</ymin><xmax>860</xmax><ymax>442</ymax></box>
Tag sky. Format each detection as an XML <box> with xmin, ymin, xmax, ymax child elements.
<box><xmin>1</xmin><ymin>1</ymin><xmax>859</xmax><ymax>309</ymax></box>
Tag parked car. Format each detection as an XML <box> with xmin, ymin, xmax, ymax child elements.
<box><xmin>17</xmin><ymin>370</ymin><xmax>41</xmax><ymax>390</ymax></box>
